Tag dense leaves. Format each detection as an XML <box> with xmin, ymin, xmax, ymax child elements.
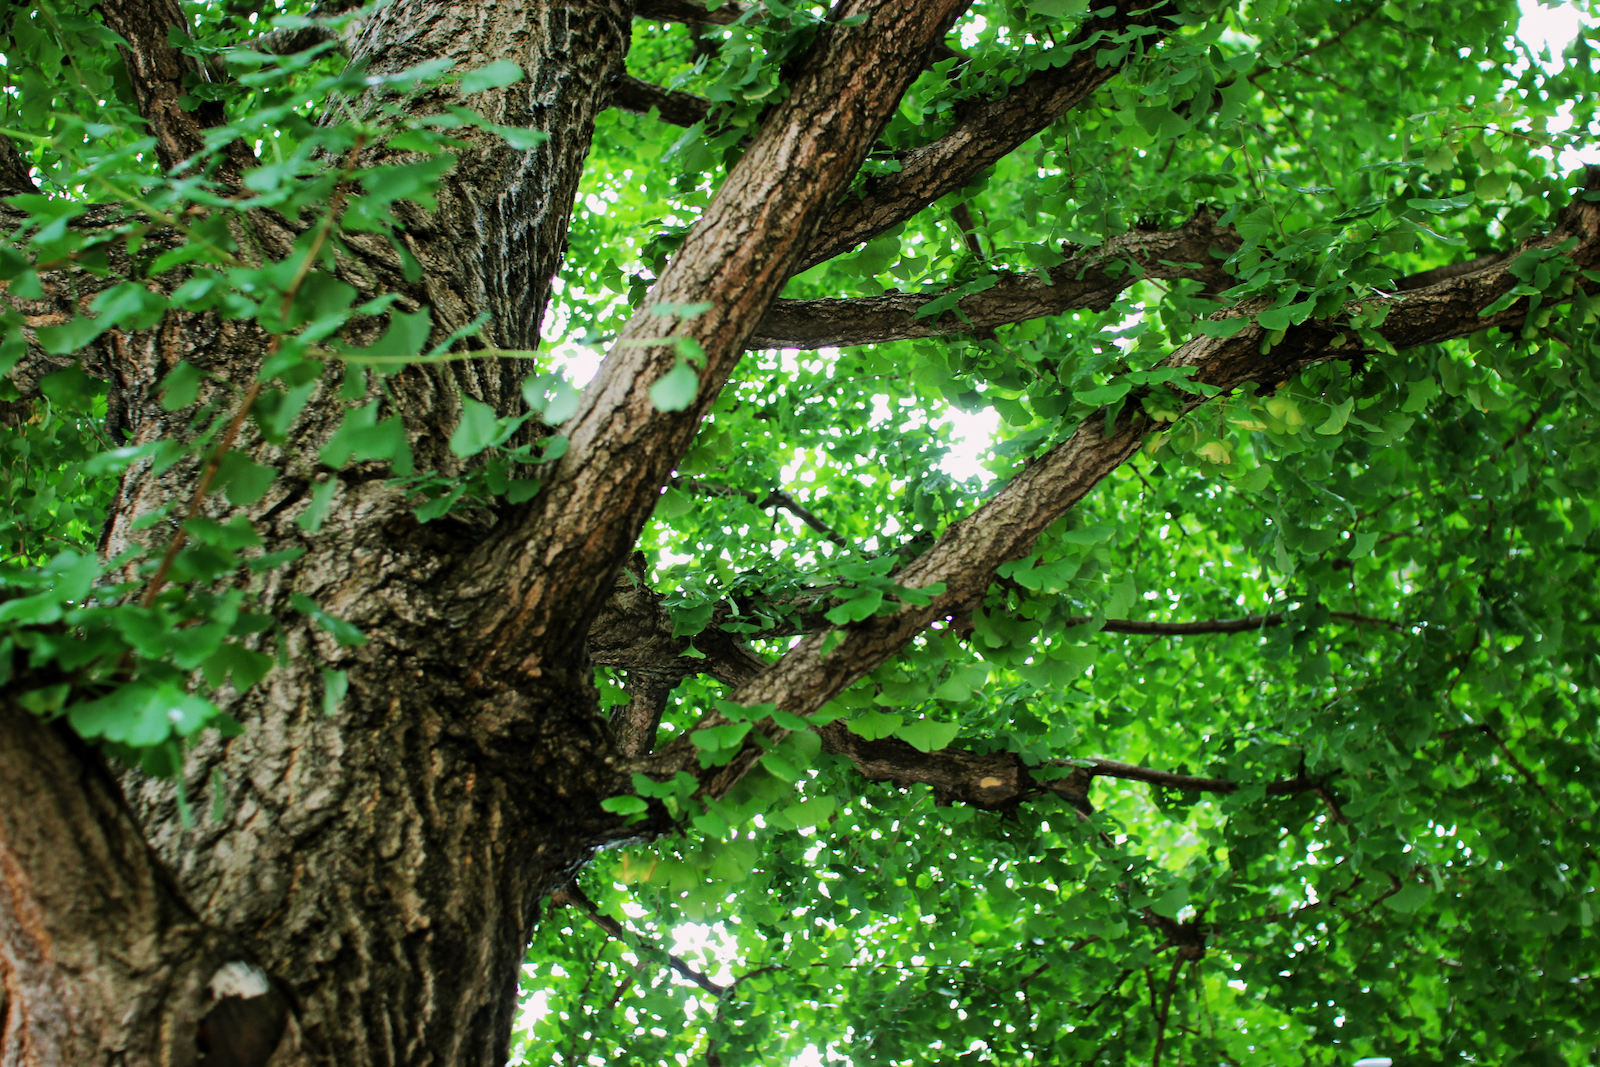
<box><xmin>1</xmin><ymin>0</ymin><xmax>1598</xmax><ymax>1065</ymax></box>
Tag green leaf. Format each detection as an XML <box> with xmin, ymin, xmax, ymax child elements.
<box><xmin>322</xmin><ymin>668</ymin><xmax>348</xmax><ymax>716</ymax></box>
<box><xmin>601</xmin><ymin>794</ymin><xmax>649</xmax><ymax>815</ymax></box>
<box><xmin>894</xmin><ymin>718</ymin><xmax>959</xmax><ymax>753</ymax></box>
<box><xmin>783</xmin><ymin>795</ymin><xmax>836</xmax><ymax>827</ymax></box>
<box><xmin>160</xmin><ymin>362</ymin><xmax>205</xmax><ymax>411</ymax></box>
<box><xmin>648</xmin><ymin>360</ymin><xmax>699</xmax><ymax>412</ymax></box>
<box><xmin>216</xmin><ymin>452</ymin><xmax>276</xmax><ymax>506</ymax></box>
<box><xmin>289</xmin><ymin>592</ymin><xmax>368</xmax><ymax>647</ymax></box>
<box><xmin>691</xmin><ymin>720</ymin><xmax>753</xmax><ymax>752</ymax></box>
<box><xmin>297</xmin><ymin>477</ymin><xmax>339</xmax><ymax>533</ymax></box>
<box><xmin>1026</xmin><ymin>0</ymin><xmax>1088</xmax><ymax>15</ymax></box>
<box><xmin>1314</xmin><ymin>397</ymin><xmax>1354</xmax><ymax>435</ymax></box>
<box><xmin>1406</xmin><ymin>192</ymin><xmax>1474</xmax><ymax>214</ymax></box>
<box><xmin>824</xmin><ymin>587</ymin><xmax>884</xmax><ymax>625</ymax></box>
<box><xmin>449</xmin><ymin>394</ymin><xmax>500</xmax><ymax>457</ymax></box>
<box><xmin>461</xmin><ymin>60</ymin><xmax>524</xmax><ymax>94</ymax></box>
<box><xmin>1384</xmin><ymin>881</ymin><xmax>1433</xmax><ymax>913</ymax></box>
<box><xmin>847</xmin><ymin>710</ymin><xmax>902</xmax><ymax>741</ymax></box>
<box><xmin>35</xmin><ymin>316</ymin><xmax>103</xmax><ymax>355</ymax></box>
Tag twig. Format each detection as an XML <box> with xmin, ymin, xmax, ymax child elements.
<box><xmin>555</xmin><ymin>883</ymin><xmax>727</xmax><ymax>996</ymax></box>
<box><xmin>671</xmin><ymin>476</ymin><xmax>848</xmax><ymax>546</ymax></box>
<box><xmin>1150</xmin><ymin>953</ymin><xmax>1185</xmax><ymax>1067</ymax></box>
<box><xmin>138</xmin><ymin>138</ymin><xmax>363</xmax><ymax>607</ymax></box>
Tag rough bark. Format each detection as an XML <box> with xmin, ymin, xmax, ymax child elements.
<box><xmin>4</xmin><ymin>3</ymin><xmax>634</xmax><ymax>1066</ymax></box>
<box><xmin>0</xmin><ymin>700</ymin><xmax>234</xmax><ymax>1067</ymax></box>
<box><xmin>609</xmin><ymin>75</ymin><xmax>713</xmax><ymax>128</ymax></box>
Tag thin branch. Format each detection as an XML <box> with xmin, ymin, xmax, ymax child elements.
<box><xmin>1151</xmin><ymin>954</ymin><xmax>1185</xmax><ymax>1067</ymax></box>
<box><xmin>671</xmin><ymin>476</ymin><xmax>848</xmax><ymax>546</ymax></box>
<box><xmin>796</xmin><ymin>0</ymin><xmax>1180</xmax><ymax>273</ymax></box>
<box><xmin>950</xmin><ymin>202</ymin><xmax>986</xmax><ymax>260</ymax></box>
<box><xmin>1067</xmin><ymin>609</ymin><xmax>1406</xmax><ymax>636</ymax></box>
<box><xmin>553</xmin><ymin>883</ymin><xmax>728</xmax><ymax>996</ymax></box>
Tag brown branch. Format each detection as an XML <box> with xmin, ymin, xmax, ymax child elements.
<box><xmin>588</xmin><ymin>554</ymin><xmax>770</xmax><ymax>691</ymax></box>
<box><xmin>97</xmin><ymin>0</ymin><xmax>255</xmax><ymax>176</ymax></box>
<box><xmin>950</xmin><ymin>202</ymin><xmax>986</xmax><ymax>260</ymax></box>
<box><xmin>806</xmin><ymin>721</ymin><xmax>1336</xmax><ymax>815</ymax></box>
<box><xmin>609</xmin><ymin>75</ymin><xmax>714</xmax><ymax>129</ymax></box>
<box><xmin>609</xmin><ymin>669</ymin><xmax>678</xmax><ymax>759</ymax></box>
<box><xmin>752</xmin><ymin>211</ymin><xmax>1239</xmax><ymax>350</ymax></box>
<box><xmin>0</xmin><ymin>136</ymin><xmax>37</xmax><ymax>197</ymax></box>
<box><xmin>796</xmin><ymin>0</ymin><xmax>1180</xmax><ymax>274</ymax></box>
<box><xmin>247</xmin><ymin>24</ymin><xmax>342</xmax><ymax>57</ymax></box>
<box><xmin>671</xmin><ymin>477</ymin><xmax>848</xmax><ymax>546</ymax></box>
<box><xmin>553</xmin><ymin>883</ymin><xmax>727</xmax><ymax>996</ymax></box>
<box><xmin>634</xmin><ymin>0</ymin><xmax>754</xmax><ymax>25</ymax></box>
<box><xmin>1150</xmin><ymin>953</ymin><xmax>1185</xmax><ymax>1067</ymax></box>
<box><xmin>1073</xmin><ymin>609</ymin><xmax>1405</xmax><ymax>636</ymax></box>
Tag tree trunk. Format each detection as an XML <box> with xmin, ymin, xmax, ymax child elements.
<box><xmin>6</xmin><ymin>2</ymin><xmax>635</xmax><ymax>1065</ymax></box>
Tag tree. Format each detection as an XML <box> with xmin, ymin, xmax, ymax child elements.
<box><xmin>1</xmin><ymin>0</ymin><xmax>1598</xmax><ymax>1063</ymax></box>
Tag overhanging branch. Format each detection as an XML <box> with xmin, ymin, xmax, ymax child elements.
<box><xmin>634</xmin><ymin>0</ymin><xmax>754</xmax><ymax>25</ymax></box>
<box><xmin>752</xmin><ymin>211</ymin><xmax>1239</xmax><ymax>350</ymax></box>
<box><xmin>797</xmin><ymin>0</ymin><xmax>1180</xmax><ymax>273</ymax></box>
<box><xmin>671</xmin><ymin>477</ymin><xmax>849</xmax><ymax>546</ymax></box>
<box><xmin>609</xmin><ymin>75</ymin><xmax>714</xmax><ymax>128</ymax></box>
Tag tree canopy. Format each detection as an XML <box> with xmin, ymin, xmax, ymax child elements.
<box><xmin>1</xmin><ymin>1</ymin><xmax>1598</xmax><ymax>1065</ymax></box>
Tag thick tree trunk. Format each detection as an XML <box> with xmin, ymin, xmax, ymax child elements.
<box><xmin>2</xmin><ymin>3</ymin><xmax>634</xmax><ymax>1066</ymax></box>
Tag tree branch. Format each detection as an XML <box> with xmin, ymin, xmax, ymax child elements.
<box><xmin>671</xmin><ymin>477</ymin><xmax>849</xmax><ymax>546</ymax></box>
<box><xmin>552</xmin><ymin>883</ymin><xmax>728</xmax><ymax>996</ymax></box>
<box><xmin>809</xmin><ymin>721</ymin><xmax>1337</xmax><ymax>815</ymax></box>
<box><xmin>634</xmin><ymin>0</ymin><xmax>755</xmax><ymax>25</ymax></box>
<box><xmin>609</xmin><ymin>75</ymin><xmax>714</xmax><ymax>128</ymax></box>
<box><xmin>796</xmin><ymin>0</ymin><xmax>1180</xmax><ymax>274</ymax></box>
<box><xmin>752</xmin><ymin>211</ymin><xmax>1239</xmax><ymax>350</ymax></box>
<box><xmin>0</xmin><ymin>135</ymin><xmax>37</xmax><ymax>197</ymax></box>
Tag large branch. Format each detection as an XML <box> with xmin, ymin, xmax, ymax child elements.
<box><xmin>650</xmin><ymin>169</ymin><xmax>1600</xmax><ymax>797</ymax></box>
<box><xmin>453</xmin><ymin>0</ymin><xmax>972</xmax><ymax>684</ymax></box>
<box><xmin>751</xmin><ymin>211</ymin><xmax>1239</xmax><ymax>349</ymax></box>
<box><xmin>795</xmin><ymin>0</ymin><xmax>1179</xmax><ymax>274</ymax></box>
